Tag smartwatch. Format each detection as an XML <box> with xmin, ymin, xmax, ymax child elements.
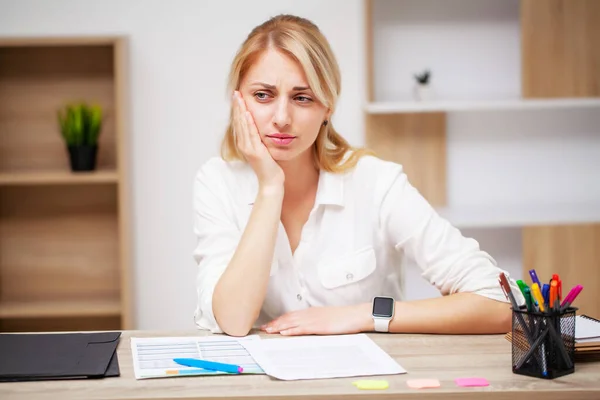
<box><xmin>372</xmin><ymin>296</ymin><xmax>395</xmax><ymax>332</ymax></box>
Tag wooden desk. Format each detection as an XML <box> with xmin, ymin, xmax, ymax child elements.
<box><xmin>1</xmin><ymin>330</ymin><xmax>599</xmax><ymax>400</ymax></box>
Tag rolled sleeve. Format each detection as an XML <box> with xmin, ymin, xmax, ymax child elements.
<box><xmin>192</xmin><ymin>161</ymin><xmax>241</xmax><ymax>333</ymax></box>
<box><xmin>380</xmin><ymin>164</ymin><xmax>525</xmax><ymax>307</ymax></box>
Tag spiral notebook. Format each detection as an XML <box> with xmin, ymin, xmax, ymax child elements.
<box><xmin>576</xmin><ymin>315</ymin><xmax>600</xmax><ymax>344</ymax></box>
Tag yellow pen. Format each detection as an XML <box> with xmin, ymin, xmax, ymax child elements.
<box><xmin>531</xmin><ymin>283</ymin><xmax>545</xmax><ymax>312</ymax></box>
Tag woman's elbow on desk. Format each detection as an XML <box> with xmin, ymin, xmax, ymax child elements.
<box><xmin>220</xmin><ymin>325</ymin><xmax>252</xmax><ymax>338</ymax></box>
<box><xmin>212</xmin><ymin>309</ymin><xmax>255</xmax><ymax>337</ymax></box>
<box><xmin>212</xmin><ymin>300</ymin><xmax>258</xmax><ymax>337</ymax></box>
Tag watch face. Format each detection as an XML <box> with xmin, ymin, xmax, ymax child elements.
<box><xmin>373</xmin><ymin>297</ymin><xmax>394</xmax><ymax>318</ymax></box>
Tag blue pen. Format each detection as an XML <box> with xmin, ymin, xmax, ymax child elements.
<box><xmin>173</xmin><ymin>358</ymin><xmax>244</xmax><ymax>374</ymax></box>
<box><xmin>542</xmin><ymin>284</ymin><xmax>550</xmax><ymax>307</ymax></box>
<box><xmin>529</xmin><ymin>269</ymin><xmax>541</xmax><ymax>287</ymax></box>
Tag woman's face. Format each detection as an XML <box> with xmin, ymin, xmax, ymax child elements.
<box><xmin>239</xmin><ymin>49</ymin><xmax>329</xmax><ymax>162</ymax></box>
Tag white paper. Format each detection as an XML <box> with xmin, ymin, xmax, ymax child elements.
<box><xmin>130</xmin><ymin>335</ymin><xmax>264</xmax><ymax>379</ymax></box>
<box><xmin>576</xmin><ymin>315</ymin><xmax>600</xmax><ymax>341</ymax></box>
<box><xmin>240</xmin><ymin>333</ymin><xmax>406</xmax><ymax>380</ymax></box>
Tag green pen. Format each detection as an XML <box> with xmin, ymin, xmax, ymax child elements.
<box><xmin>523</xmin><ymin>287</ymin><xmax>533</xmax><ymax>312</ymax></box>
<box><xmin>516</xmin><ymin>280</ymin><xmax>529</xmax><ymax>296</ymax></box>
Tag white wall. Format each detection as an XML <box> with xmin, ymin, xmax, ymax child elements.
<box><xmin>0</xmin><ymin>0</ymin><xmax>366</xmax><ymax>329</ymax></box>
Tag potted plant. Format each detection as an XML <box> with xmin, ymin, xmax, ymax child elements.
<box><xmin>57</xmin><ymin>102</ymin><xmax>103</xmax><ymax>172</ymax></box>
<box><xmin>413</xmin><ymin>69</ymin><xmax>433</xmax><ymax>101</ymax></box>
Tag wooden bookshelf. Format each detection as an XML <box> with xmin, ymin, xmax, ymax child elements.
<box><xmin>0</xmin><ymin>170</ymin><xmax>119</xmax><ymax>185</ymax></box>
<box><xmin>0</xmin><ymin>299</ymin><xmax>121</xmax><ymax>319</ymax></box>
<box><xmin>519</xmin><ymin>0</ymin><xmax>600</xmax><ymax>317</ymax></box>
<box><xmin>0</xmin><ymin>36</ymin><xmax>132</xmax><ymax>332</ymax></box>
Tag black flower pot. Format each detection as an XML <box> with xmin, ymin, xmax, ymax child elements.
<box><xmin>67</xmin><ymin>145</ymin><xmax>98</xmax><ymax>172</ymax></box>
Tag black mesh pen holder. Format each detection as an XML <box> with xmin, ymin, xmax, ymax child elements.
<box><xmin>511</xmin><ymin>307</ymin><xmax>577</xmax><ymax>379</ymax></box>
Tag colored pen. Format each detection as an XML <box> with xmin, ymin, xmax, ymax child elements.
<box><xmin>498</xmin><ymin>273</ymin><xmax>538</xmax><ymax>356</ymax></box>
<box><xmin>529</xmin><ymin>269</ymin><xmax>541</xmax><ymax>287</ymax></box>
<box><xmin>560</xmin><ymin>285</ymin><xmax>584</xmax><ymax>310</ymax></box>
<box><xmin>531</xmin><ymin>283</ymin><xmax>545</xmax><ymax>313</ymax></box>
<box><xmin>523</xmin><ymin>287</ymin><xmax>533</xmax><ymax>312</ymax></box>
<box><xmin>557</xmin><ymin>277</ymin><xmax>562</xmax><ymax>301</ymax></box>
<box><xmin>560</xmin><ymin>285</ymin><xmax>578</xmax><ymax>307</ymax></box>
<box><xmin>173</xmin><ymin>358</ymin><xmax>244</xmax><ymax>374</ymax></box>
<box><xmin>549</xmin><ymin>280</ymin><xmax>558</xmax><ymax>311</ymax></box>
<box><xmin>550</xmin><ymin>274</ymin><xmax>562</xmax><ymax>302</ymax></box>
<box><xmin>542</xmin><ymin>284</ymin><xmax>550</xmax><ymax>307</ymax></box>
<box><xmin>499</xmin><ymin>273</ymin><xmax>520</xmax><ymax>311</ymax></box>
<box><xmin>516</xmin><ymin>280</ymin><xmax>529</xmax><ymax>296</ymax></box>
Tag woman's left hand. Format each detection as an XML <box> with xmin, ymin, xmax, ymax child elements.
<box><xmin>260</xmin><ymin>304</ymin><xmax>371</xmax><ymax>336</ymax></box>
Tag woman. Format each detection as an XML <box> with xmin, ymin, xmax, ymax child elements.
<box><xmin>193</xmin><ymin>14</ymin><xmax>523</xmax><ymax>337</ymax></box>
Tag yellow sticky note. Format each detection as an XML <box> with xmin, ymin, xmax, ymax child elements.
<box><xmin>352</xmin><ymin>380</ymin><xmax>389</xmax><ymax>390</ymax></box>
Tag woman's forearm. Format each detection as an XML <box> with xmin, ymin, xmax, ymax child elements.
<box><xmin>362</xmin><ymin>293</ymin><xmax>512</xmax><ymax>334</ymax></box>
<box><xmin>212</xmin><ymin>186</ymin><xmax>284</xmax><ymax>336</ymax></box>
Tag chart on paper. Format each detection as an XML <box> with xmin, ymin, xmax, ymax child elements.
<box><xmin>130</xmin><ymin>335</ymin><xmax>264</xmax><ymax>379</ymax></box>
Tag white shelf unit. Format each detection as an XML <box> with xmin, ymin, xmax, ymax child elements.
<box><xmin>367</xmin><ymin>0</ymin><xmax>600</xmax><ymax>300</ymax></box>
<box><xmin>370</xmin><ymin>0</ymin><xmax>521</xmax><ymax>104</ymax></box>
<box><xmin>435</xmin><ymin>203</ymin><xmax>600</xmax><ymax>229</ymax></box>
<box><xmin>365</xmin><ymin>98</ymin><xmax>600</xmax><ymax>114</ymax></box>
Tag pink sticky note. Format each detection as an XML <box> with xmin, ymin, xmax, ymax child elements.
<box><xmin>407</xmin><ymin>379</ymin><xmax>441</xmax><ymax>389</ymax></box>
<box><xmin>455</xmin><ymin>377</ymin><xmax>489</xmax><ymax>387</ymax></box>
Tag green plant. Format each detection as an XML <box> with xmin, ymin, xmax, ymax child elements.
<box><xmin>57</xmin><ymin>102</ymin><xmax>103</xmax><ymax>146</ymax></box>
<box><xmin>414</xmin><ymin>69</ymin><xmax>431</xmax><ymax>85</ymax></box>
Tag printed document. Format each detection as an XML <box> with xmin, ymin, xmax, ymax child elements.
<box><xmin>241</xmin><ymin>333</ymin><xmax>406</xmax><ymax>380</ymax></box>
<box><xmin>130</xmin><ymin>335</ymin><xmax>264</xmax><ymax>379</ymax></box>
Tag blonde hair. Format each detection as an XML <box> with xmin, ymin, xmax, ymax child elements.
<box><xmin>220</xmin><ymin>14</ymin><xmax>372</xmax><ymax>173</ymax></box>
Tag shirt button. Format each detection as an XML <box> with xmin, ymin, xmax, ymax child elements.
<box><xmin>346</xmin><ymin>273</ymin><xmax>354</xmax><ymax>281</ymax></box>
<box><xmin>297</xmin><ymin>293</ymin><xmax>303</xmax><ymax>301</ymax></box>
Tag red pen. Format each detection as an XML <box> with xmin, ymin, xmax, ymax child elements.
<box><xmin>552</xmin><ymin>274</ymin><xmax>562</xmax><ymax>301</ymax></box>
<box><xmin>549</xmin><ymin>280</ymin><xmax>558</xmax><ymax>311</ymax></box>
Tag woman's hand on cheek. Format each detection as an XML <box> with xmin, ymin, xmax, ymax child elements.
<box><xmin>232</xmin><ymin>91</ymin><xmax>284</xmax><ymax>189</ymax></box>
<box><xmin>260</xmin><ymin>304</ymin><xmax>372</xmax><ymax>336</ymax></box>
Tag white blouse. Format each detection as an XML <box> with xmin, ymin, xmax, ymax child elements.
<box><xmin>192</xmin><ymin>155</ymin><xmax>523</xmax><ymax>333</ymax></box>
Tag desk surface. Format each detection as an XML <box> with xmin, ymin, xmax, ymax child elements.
<box><xmin>1</xmin><ymin>330</ymin><xmax>599</xmax><ymax>400</ymax></box>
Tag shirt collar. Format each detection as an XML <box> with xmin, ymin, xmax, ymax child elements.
<box><xmin>243</xmin><ymin>168</ymin><xmax>345</xmax><ymax>207</ymax></box>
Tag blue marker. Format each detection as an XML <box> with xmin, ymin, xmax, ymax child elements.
<box><xmin>173</xmin><ymin>358</ymin><xmax>243</xmax><ymax>374</ymax></box>
<box><xmin>542</xmin><ymin>283</ymin><xmax>550</xmax><ymax>307</ymax></box>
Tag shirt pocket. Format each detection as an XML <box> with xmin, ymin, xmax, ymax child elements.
<box><xmin>317</xmin><ymin>245</ymin><xmax>377</xmax><ymax>290</ymax></box>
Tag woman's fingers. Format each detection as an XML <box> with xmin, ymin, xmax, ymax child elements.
<box><xmin>244</xmin><ymin>111</ymin><xmax>262</xmax><ymax>149</ymax></box>
<box><xmin>263</xmin><ymin>312</ymin><xmax>301</xmax><ymax>333</ymax></box>
<box><xmin>232</xmin><ymin>92</ymin><xmax>249</xmax><ymax>151</ymax></box>
<box><xmin>235</xmin><ymin>91</ymin><xmax>263</xmax><ymax>156</ymax></box>
<box><xmin>280</xmin><ymin>327</ymin><xmax>306</xmax><ymax>336</ymax></box>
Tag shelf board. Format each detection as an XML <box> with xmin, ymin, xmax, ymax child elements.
<box><xmin>0</xmin><ymin>299</ymin><xmax>121</xmax><ymax>319</ymax></box>
<box><xmin>0</xmin><ymin>170</ymin><xmax>118</xmax><ymax>186</ymax></box>
<box><xmin>436</xmin><ymin>204</ymin><xmax>600</xmax><ymax>229</ymax></box>
<box><xmin>365</xmin><ymin>97</ymin><xmax>600</xmax><ymax>114</ymax></box>
<box><xmin>0</xmin><ymin>36</ymin><xmax>120</xmax><ymax>47</ymax></box>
